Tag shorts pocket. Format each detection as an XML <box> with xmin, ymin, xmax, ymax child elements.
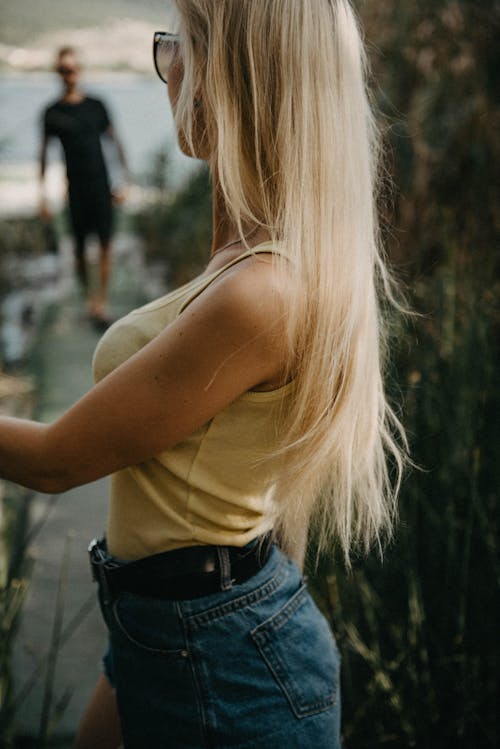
<box><xmin>250</xmin><ymin>583</ymin><xmax>340</xmax><ymax>718</ymax></box>
<box><xmin>112</xmin><ymin>593</ymin><xmax>186</xmax><ymax>656</ymax></box>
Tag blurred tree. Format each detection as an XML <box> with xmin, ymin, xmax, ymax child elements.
<box><xmin>134</xmin><ymin>163</ymin><xmax>212</xmax><ymax>287</ymax></box>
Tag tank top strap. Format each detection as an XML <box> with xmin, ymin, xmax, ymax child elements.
<box><xmin>177</xmin><ymin>241</ymin><xmax>283</xmax><ymax>317</ymax></box>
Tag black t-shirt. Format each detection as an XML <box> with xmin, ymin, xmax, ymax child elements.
<box><xmin>43</xmin><ymin>96</ymin><xmax>111</xmax><ymax>188</ymax></box>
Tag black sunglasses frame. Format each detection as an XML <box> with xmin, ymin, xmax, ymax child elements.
<box><xmin>153</xmin><ymin>30</ymin><xmax>180</xmax><ymax>84</ymax></box>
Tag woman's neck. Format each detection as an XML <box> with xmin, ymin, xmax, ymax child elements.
<box><xmin>210</xmin><ymin>174</ymin><xmax>270</xmax><ymax>259</ymax></box>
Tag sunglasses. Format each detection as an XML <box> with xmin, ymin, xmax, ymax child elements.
<box><xmin>153</xmin><ymin>31</ymin><xmax>180</xmax><ymax>84</ymax></box>
<box><xmin>57</xmin><ymin>65</ymin><xmax>77</xmax><ymax>77</ymax></box>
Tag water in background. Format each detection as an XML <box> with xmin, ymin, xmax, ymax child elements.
<box><xmin>0</xmin><ymin>72</ymin><xmax>196</xmax><ymax>215</ymax></box>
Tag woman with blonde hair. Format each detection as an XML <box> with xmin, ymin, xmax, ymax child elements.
<box><xmin>1</xmin><ymin>1</ymin><xmax>408</xmax><ymax>746</ymax></box>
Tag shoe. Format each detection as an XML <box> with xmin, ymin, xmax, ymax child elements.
<box><xmin>90</xmin><ymin>313</ymin><xmax>113</xmax><ymax>332</ymax></box>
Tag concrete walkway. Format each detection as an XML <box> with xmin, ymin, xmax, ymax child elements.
<box><xmin>12</xmin><ymin>234</ymin><xmax>157</xmax><ymax>741</ymax></box>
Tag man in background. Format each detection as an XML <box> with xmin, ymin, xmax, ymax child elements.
<box><xmin>40</xmin><ymin>46</ymin><xmax>128</xmax><ymax>326</ymax></box>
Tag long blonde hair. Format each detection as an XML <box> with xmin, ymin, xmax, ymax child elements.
<box><xmin>172</xmin><ymin>0</ymin><xmax>409</xmax><ymax>565</ymax></box>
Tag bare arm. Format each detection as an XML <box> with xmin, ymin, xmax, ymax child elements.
<box><xmin>106</xmin><ymin>125</ymin><xmax>128</xmax><ymax>174</ymax></box>
<box><xmin>40</xmin><ymin>133</ymin><xmax>48</xmax><ymax>181</ymax></box>
<box><xmin>105</xmin><ymin>125</ymin><xmax>129</xmax><ymax>203</ymax></box>
<box><xmin>0</xmin><ymin>260</ymin><xmax>287</xmax><ymax>494</ymax></box>
<box><xmin>39</xmin><ymin>133</ymin><xmax>51</xmax><ymax>217</ymax></box>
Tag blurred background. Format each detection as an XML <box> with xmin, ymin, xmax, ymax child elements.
<box><xmin>0</xmin><ymin>1</ymin><xmax>498</xmax><ymax>747</ymax></box>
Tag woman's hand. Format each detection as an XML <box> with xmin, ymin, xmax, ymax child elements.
<box><xmin>0</xmin><ymin>258</ymin><xmax>287</xmax><ymax>494</ymax></box>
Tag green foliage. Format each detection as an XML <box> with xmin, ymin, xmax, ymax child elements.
<box><xmin>0</xmin><ymin>217</ymin><xmax>59</xmax><ymax>303</ymax></box>
<box><xmin>0</xmin><ymin>499</ymin><xmax>32</xmax><ymax>748</ymax></box>
<box><xmin>307</xmin><ymin>2</ymin><xmax>499</xmax><ymax>747</ymax></box>
<box><xmin>0</xmin><ymin>217</ymin><xmax>58</xmax><ymax>259</ymax></box>
<box><xmin>0</xmin><ymin>379</ymin><xmax>37</xmax><ymax>747</ymax></box>
<box><xmin>0</xmin><ymin>487</ymin><xmax>31</xmax><ymax>748</ymax></box>
<box><xmin>134</xmin><ymin>164</ymin><xmax>212</xmax><ymax>287</ymax></box>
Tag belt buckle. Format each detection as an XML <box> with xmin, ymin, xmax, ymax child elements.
<box><xmin>88</xmin><ymin>538</ymin><xmax>100</xmax><ymax>582</ymax></box>
<box><xmin>88</xmin><ymin>537</ymin><xmax>114</xmax><ymax>602</ymax></box>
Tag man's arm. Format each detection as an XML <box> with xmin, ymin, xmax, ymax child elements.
<box><xmin>105</xmin><ymin>125</ymin><xmax>129</xmax><ymax>203</ymax></box>
<box><xmin>39</xmin><ymin>130</ymin><xmax>52</xmax><ymax>220</ymax></box>
<box><xmin>105</xmin><ymin>125</ymin><xmax>128</xmax><ymax>173</ymax></box>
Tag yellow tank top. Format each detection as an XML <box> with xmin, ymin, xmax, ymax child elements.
<box><xmin>92</xmin><ymin>244</ymin><xmax>294</xmax><ymax>560</ymax></box>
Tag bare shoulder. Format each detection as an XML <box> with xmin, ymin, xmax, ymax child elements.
<box><xmin>181</xmin><ymin>254</ymin><xmax>290</xmax><ymax>345</ymax></box>
<box><xmin>174</xmin><ymin>254</ymin><xmax>292</xmax><ymax>391</ymax></box>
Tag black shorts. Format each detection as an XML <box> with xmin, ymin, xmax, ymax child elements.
<box><xmin>68</xmin><ymin>182</ymin><xmax>113</xmax><ymax>250</ymax></box>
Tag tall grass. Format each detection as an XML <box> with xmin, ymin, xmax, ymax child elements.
<box><xmin>307</xmin><ymin>2</ymin><xmax>499</xmax><ymax>745</ymax></box>
<box><xmin>0</xmin><ymin>377</ymin><xmax>35</xmax><ymax>747</ymax></box>
<box><xmin>308</xmin><ymin>266</ymin><xmax>498</xmax><ymax>746</ymax></box>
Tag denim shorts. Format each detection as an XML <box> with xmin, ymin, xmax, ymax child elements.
<box><xmin>97</xmin><ymin>542</ymin><xmax>342</xmax><ymax>748</ymax></box>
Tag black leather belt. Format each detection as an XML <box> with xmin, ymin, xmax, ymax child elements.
<box><xmin>88</xmin><ymin>535</ymin><xmax>273</xmax><ymax>601</ymax></box>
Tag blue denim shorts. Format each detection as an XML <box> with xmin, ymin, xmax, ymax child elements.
<box><xmin>97</xmin><ymin>542</ymin><xmax>342</xmax><ymax>748</ymax></box>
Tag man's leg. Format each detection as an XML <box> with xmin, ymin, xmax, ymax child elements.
<box><xmin>69</xmin><ymin>193</ymin><xmax>92</xmax><ymax>308</ymax></box>
<box><xmin>94</xmin><ymin>240</ymin><xmax>112</xmax><ymax>317</ymax></box>
<box><xmin>72</xmin><ymin>673</ymin><xmax>123</xmax><ymax>749</ymax></box>
<box><xmin>74</xmin><ymin>238</ymin><xmax>89</xmax><ymax>297</ymax></box>
<box><xmin>91</xmin><ymin>184</ymin><xmax>114</xmax><ymax>319</ymax></box>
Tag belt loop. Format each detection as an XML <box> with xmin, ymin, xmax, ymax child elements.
<box><xmin>216</xmin><ymin>546</ymin><xmax>233</xmax><ymax>591</ymax></box>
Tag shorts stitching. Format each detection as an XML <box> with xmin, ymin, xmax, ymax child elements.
<box><xmin>256</xmin><ymin>639</ymin><xmax>337</xmax><ymax>716</ymax></box>
<box><xmin>251</xmin><ymin>584</ymin><xmax>308</xmax><ymax>638</ymax></box>
<box><xmin>112</xmin><ymin>598</ymin><xmax>185</xmax><ymax>656</ymax></box>
<box><xmin>250</xmin><ymin>584</ymin><xmax>339</xmax><ymax>717</ymax></box>
<box><xmin>176</xmin><ymin>601</ymin><xmax>212</xmax><ymax>748</ymax></box>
